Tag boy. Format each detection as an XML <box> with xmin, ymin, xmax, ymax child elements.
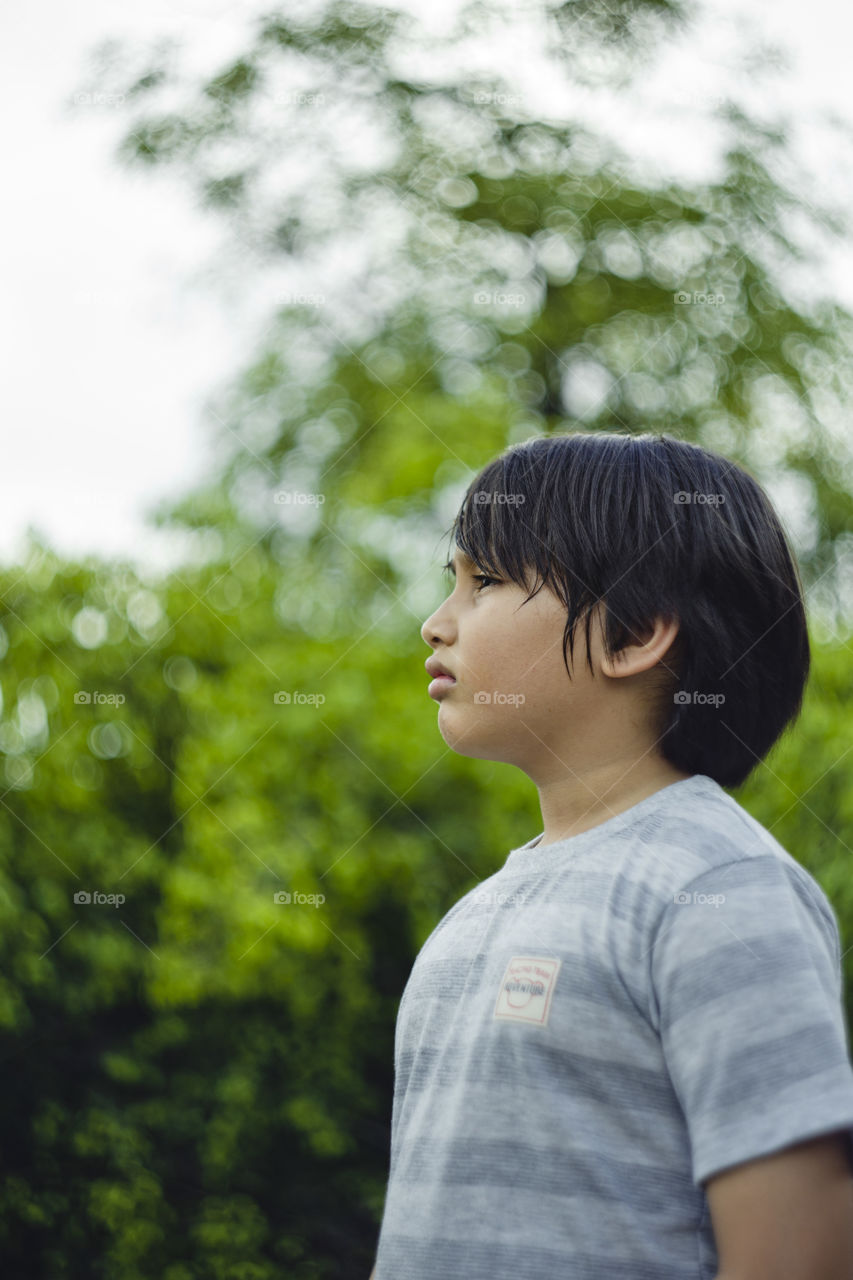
<box><xmin>370</xmin><ymin>431</ymin><xmax>853</xmax><ymax>1279</ymax></box>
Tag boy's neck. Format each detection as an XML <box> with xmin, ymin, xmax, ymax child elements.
<box><xmin>535</xmin><ymin>760</ymin><xmax>695</xmax><ymax>848</ymax></box>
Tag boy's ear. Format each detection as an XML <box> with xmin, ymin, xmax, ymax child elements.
<box><xmin>597</xmin><ymin>610</ymin><xmax>682</xmax><ymax>680</ymax></box>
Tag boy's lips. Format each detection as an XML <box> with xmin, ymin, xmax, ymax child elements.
<box><xmin>425</xmin><ymin>658</ymin><xmax>456</xmax><ymax>681</ymax></box>
<box><xmin>425</xmin><ymin>657</ymin><xmax>458</xmax><ymax>700</ymax></box>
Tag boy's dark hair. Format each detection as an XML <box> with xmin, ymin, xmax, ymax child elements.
<box><xmin>442</xmin><ymin>430</ymin><xmax>810</xmax><ymax>790</ymax></box>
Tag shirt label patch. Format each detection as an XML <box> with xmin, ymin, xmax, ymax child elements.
<box><xmin>493</xmin><ymin>955</ymin><xmax>561</xmax><ymax>1026</ymax></box>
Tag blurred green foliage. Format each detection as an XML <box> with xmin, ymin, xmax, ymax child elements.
<box><xmin>0</xmin><ymin>534</ymin><xmax>546</xmax><ymax>1277</ymax></box>
<box><xmin>12</xmin><ymin>0</ymin><xmax>853</xmax><ymax>1274</ymax></box>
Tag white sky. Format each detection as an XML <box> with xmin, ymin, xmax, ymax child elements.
<box><xmin>2</xmin><ymin>0</ymin><xmax>853</xmax><ymax>577</ymax></box>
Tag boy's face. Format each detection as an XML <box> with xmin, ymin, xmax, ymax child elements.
<box><xmin>420</xmin><ymin>548</ymin><xmax>651</xmax><ymax>776</ymax></box>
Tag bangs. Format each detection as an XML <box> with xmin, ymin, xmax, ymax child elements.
<box><xmin>446</xmin><ymin>432</ymin><xmax>654</xmax><ymax>676</ymax></box>
<box><xmin>450</xmin><ymin>458</ymin><xmax>548</xmax><ymax>596</ymax></box>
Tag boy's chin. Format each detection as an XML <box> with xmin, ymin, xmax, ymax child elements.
<box><xmin>437</xmin><ymin>716</ymin><xmax>513</xmax><ymax>763</ymax></box>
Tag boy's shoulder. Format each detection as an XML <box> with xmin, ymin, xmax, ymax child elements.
<box><xmin>647</xmin><ymin>776</ymin><xmax>838</xmax><ymax>934</ymax></box>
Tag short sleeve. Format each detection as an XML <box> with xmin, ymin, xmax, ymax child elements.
<box><xmin>650</xmin><ymin>855</ymin><xmax>853</xmax><ymax>1187</ymax></box>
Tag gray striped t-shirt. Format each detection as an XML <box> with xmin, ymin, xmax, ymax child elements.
<box><xmin>373</xmin><ymin>773</ymin><xmax>853</xmax><ymax>1279</ymax></box>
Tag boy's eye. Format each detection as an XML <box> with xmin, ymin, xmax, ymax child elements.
<box><xmin>472</xmin><ymin>574</ymin><xmax>499</xmax><ymax>591</ymax></box>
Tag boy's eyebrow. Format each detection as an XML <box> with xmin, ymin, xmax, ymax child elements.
<box><xmin>441</xmin><ymin>551</ymin><xmax>474</xmax><ymax>577</ymax></box>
